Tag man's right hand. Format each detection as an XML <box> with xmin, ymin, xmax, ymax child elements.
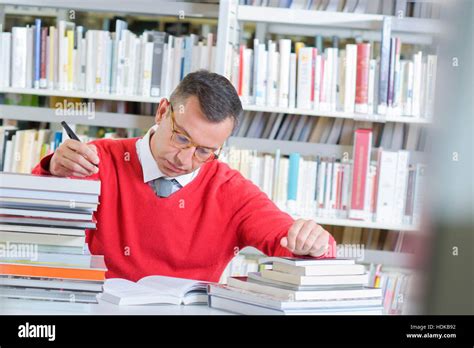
<box><xmin>50</xmin><ymin>139</ymin><xmax>100</xmax><ymax>177</ymax></box>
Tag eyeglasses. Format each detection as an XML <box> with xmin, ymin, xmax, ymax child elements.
<box><xmin>168</xmin><ymin>104</ymin><xmax>222</xmax><ymax>163</ymax></box>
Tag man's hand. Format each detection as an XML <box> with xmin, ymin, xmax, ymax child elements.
<box><xmin>50</xmin><ymin>139</ymin><xmax>99</xmax><ymax>177</ymax></box>
<box><xmin>280</xmin><ymin>219</ymin><xmax>331</xmax><ymax>257</ymax></box>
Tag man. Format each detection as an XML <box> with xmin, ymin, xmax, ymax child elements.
<box><xmin>32</xmin><ymin>70</ymin><xmax>336</xmax><ymax>282</ymax></box>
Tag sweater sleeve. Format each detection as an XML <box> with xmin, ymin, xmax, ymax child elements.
<box><xmin>31</xmin><ymin>140</ymin><xmax>101</xmax><ymax>182</ymax></box>
<box><xmin>228</xmin><ymin>172</ymin><xmax>336</xmax><ymax>258</ymax></box>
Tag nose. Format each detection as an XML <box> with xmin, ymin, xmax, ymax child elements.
<box><xmin>176</xmin><ymin>146</ymin><xmax>195</xmax><ymax>168</ymax></box>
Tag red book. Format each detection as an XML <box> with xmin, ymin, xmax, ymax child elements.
<box><xmin>349</xmin><ymin>128</ymin><xmax>373</xmax><ymax>220</ymax></box>
<box><xmin>355</xmin><ymin>43</ymin><xmax>371</xmax><ymax>113</ymax></box>
<box><xmin>40</xmin><ymin>27</ymin><xmax>48</xmax><ymax>87</ymax></box>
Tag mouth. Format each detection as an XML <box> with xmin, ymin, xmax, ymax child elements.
<box><xmin>165</xmin><ymin>160</ymin><xmax>186</xmax><ymax>174</ymax></box>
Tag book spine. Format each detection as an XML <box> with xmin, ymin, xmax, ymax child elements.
<box><xmin>278</xmin><ymin>39</ymin><xmax>292</xmax><ymax>108</ymax></box>
<box><xmin>355</xmin><ymin>43</ymin><xmax>371</xmax><ymax>113</ymax></box>
<box><xmin>377</xmin><ymin>17</ymin><xmax>392</xmax><ymax>114</ymax></box>
<box><xmin>288</xmin><ymin>52</ymin><xmax>297</xmax><ymax>109</ymax></box>
<box><xmin>375</xmin><ymin>150</ymin><xmax>398</xmax><ymax>223</ymax></box>
<box><xmin>344</xmin><ymin>44</ymin><xmax>358</xmax><ymax>113</ymax></box>
<box><xmin>296</xmin><ymin>47</ymin><xmax>313</xmax><ymax>109</ymax></box>
<box><xmin>349</xmin><ymin>128</ymin><xmax>372</xmax><ymax>220</ymax></box>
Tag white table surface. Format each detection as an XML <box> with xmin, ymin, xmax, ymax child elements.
<box><xmin>0</xmin><ymin>297</ymin><xmax>232</xmax><ymax>315</ymax></box>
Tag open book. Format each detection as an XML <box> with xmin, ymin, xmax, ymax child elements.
<box><xmin>100</xmin><ymin>275</ymin><xmax>210</xmax><ymax>305</ymax></box>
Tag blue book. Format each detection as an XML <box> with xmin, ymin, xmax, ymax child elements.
<box><xmin>34</xmin><ymin>18</ymin><xmax>42</xmax><ymax>89</ymax></box>
<box><xmin>287</xmin><ymin>153</ymin><xmax>300</xmax><ymax>201</ymax></box>
<box><xmin>377</xmin><ymin>17</ymin><xmax>392</xmax><ymax>113</ymax></box>
<box><xmin>54</xmin><ymin>131</ymin><xmax>63</xmax><ymax>150</ymax></box>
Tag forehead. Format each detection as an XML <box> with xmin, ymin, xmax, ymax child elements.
<box><xmin>172</xmin><ymin>96</ymin><xmax>234</xmax><ymax>147</ymax></box>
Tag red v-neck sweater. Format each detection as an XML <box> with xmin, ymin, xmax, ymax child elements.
<box><xmin>32</xmin><ymin>138</ymin><xmax>336</xmax><ymax>282</ymax></box>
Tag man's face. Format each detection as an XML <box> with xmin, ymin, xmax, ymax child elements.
<box><xmin>150</xmin><ymin>96</ymin><xmax>234</xmax><ymax>177</ymax></box>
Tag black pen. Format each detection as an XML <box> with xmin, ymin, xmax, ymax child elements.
<box><xmin>61</xmin><ymin>121</ymin><xmax>99</xmax><ymax>167</ymax></box>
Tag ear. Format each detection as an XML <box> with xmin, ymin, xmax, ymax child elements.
<box><xmin>155</xmin><ymin>99</ymin><xmax>170</xmax><ymax>125</ymax></box>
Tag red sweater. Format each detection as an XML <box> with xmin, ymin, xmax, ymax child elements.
<box><xmin>32</xmin><ymin>138</ymin><xmax>336</xmax><ymax>282</ymax></box>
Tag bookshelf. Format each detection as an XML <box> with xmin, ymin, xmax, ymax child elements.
<box><xmin>0</xmin><ymin>1</ymin><xmax>431</xmax><ymax>270</ymax></box>
<box><xmin>241</xmin><ymin>103</ymin><xmax>432</xmax><ymax>124</ymax></box>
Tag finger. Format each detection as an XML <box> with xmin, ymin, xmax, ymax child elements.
<box><xmin>56</xmin><ymin>162</ymin><xmax>86</xmax><ymax>178</ymax></box>
<box><xmin>294</xmin><ymin>221</ymin><xmax>316</xmax><ymax>252</ymax></box>
<box><xmin>301</xmin><ymin>230</ymin><xmax>321</xmax><ymax>254</ymax></box>
<box><xmin>280</xmin><ymin>236</ymin><xmax>288</xmax><ymax>248</ymax></box>
<box><xmin>309</xmin><ymin>230</ymin><xmax>330</xmax><ymax>257</ymax></box>
<box><xmin>66</xmin><ymin>140</ymin><xmax>100</xmax><ymax>165</ymax></box>
<box><xmin>63</xmin><ymin>151</ymin><xmax>98</xmax><ymax>174</ymax></box>
<box><xmin>60</xmin><ymin>156</ymin><xmax>91</xmax><ymax>176</ymax></box>
<box><xmin>286</xmin><ymin>219</ymin><xmax>307</xmax><ymax>251</ymax></box>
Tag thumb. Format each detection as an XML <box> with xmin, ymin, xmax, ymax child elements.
<box><xmin>280</xmin><ymin>236</ymin><xmax>288</xmax><ymax>248</ymax></box>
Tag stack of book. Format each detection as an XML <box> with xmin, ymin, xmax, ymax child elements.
<box><xmin>0</xmin><ymin>172</ymin><xmax>105</xmax><ymax>304</ymax></box>
<box><xmin>208</xmin><ymin>257</ymin><xmax>383</xmax><ymax>315</ymax></box>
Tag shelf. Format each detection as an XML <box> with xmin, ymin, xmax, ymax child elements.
<box><xmin>242</xmin><ymin>104</ymin><xmax>432</xmax><ymax>125</ymax></box>
<box><xmin>360</xmin><ymin>249</ymin><xmax>415</xmax><ymax>268</ymax></box>
<box><xmin>0</xmin><ymin>0</ymin><xmax>219</xmax><ymax>18</ymax></box>
<box><xmin>291</xmin><ymin>213</ymin><xmax>419</xmax><ymax>232</ymax></box>
<box><xmin>227</xmin><ymin>137</ymin><xmax>426</xmax><ymax>164</ymax></box>
<box><xmin>0</xmin><ymin>87</ymin><xmax>163</xmax><ymax>104</ymax></box>
<box><xmin>237</xmin><ymin>5</ymin><xmax>441</xmax><ymax>35</ymax></box>
<box><xmin>0</xmin><ymin>104</ymin><xmax>155</xmax><ymax>129</ymax></box>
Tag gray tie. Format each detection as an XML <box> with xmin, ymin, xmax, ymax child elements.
<box><xmin>150</xmin><ymin>177</ymin><xmax>182</xmax><ymax>197</ymax></box>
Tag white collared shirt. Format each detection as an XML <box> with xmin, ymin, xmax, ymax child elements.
<box><xmin>135</xmin><ymin>125</ymin><xmax>200</xmax><ymax>186</ymax></box>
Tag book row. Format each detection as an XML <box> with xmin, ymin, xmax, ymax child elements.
<box><xmin>237</xmin><ymin>111</ymin><xmax>429</xmax><ymax>151</ymax></box>
<box><xmin>240</xmin><ymin>0</ymin><xmax>441</xmax><ymax>19</ymax></box>
<box><xmin>0</xmin><ymin>19</ymin><xmax>216</xmax><ymax>98</ymax></box>
<box><xmin>222</xmin><ymin>129</ymin><xmax>426</xmax><ymax>226</ymax></box>
<box><xmin>233</xmin><ymin>31</ymin><xmax>437</xmax><ymax>119</ymax></box>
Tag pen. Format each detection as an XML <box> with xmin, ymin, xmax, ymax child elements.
<box><xmin>61</xmin><ymin>121</ymin><xmax>99</xmax><ymax>167</ymax></box>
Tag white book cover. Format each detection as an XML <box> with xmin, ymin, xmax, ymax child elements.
<box><xmin>344</xmin><ymin>44</ymin><xmax>358</xmax><ymax>113</ymax></box>
<box><xmin>367</xmin><ymin>59</ymin><xmax>377</xmax><ymax>114</ymax></box>
<box><xmin>330</xmin><ymin>47</ymin><xmax>339</xmax><ymax>111</ymax></box>
<box><xmin>11</xmin><ymin>27</ymin><xmax>27</xmax><ymax>88</ymax></box>
<box><xmin>141</xmin><ymin>41</ymin><xmax>154</xmax><ymax>97</ymax></box>
<box><xmin>278</xmin><ymin>39</ymin><xmax>292</xmax><ymax>108</ymax></box>
<box><xmin>412</xmin><ymin>51</ymin><xmax>423</xmax><ymax>117</ymax></box>
<box><xmin>255</xmin><ymin>44</ymin><xmax>268</xmax><ymax>106</ymax></box>
<box><xmin>297</xmin><ymin>47</ymin><xmax>314</xmax><ymax>109</ymax></box>
<box><xmin>266</xmin><ymin>41</ymin><xmax>278</xmax><ymax>107</ymax></box>
<box><xmin>393</xmin><ymin>150</ymin><xmax>409</xmax><ymax>224</ymax></box>
<box><xmin>85</xmin><ymin>30</ymin><xmax>96</xmax><ymax>93</ymax></box>
<box><xmin>241</xmin><ymin>48</ymin><xmax>253</xmax><ymax>104</ymax></box>
<box><xmin>320</xmin><ymin>50</ymin><xmax>332</xmax><ymax>112</ymax></box>
<box><xmin>0</xmin><ymin>33</ymin><xmax>11</xmax><ymax>88</ymax></box>
<box><xmin>425</xmin><ymin>55</ymin><xmax>437</xmax><ymax>120</ymax></box>
<box><xmin>288</xmin><ymin>53</ymin><xmax>297</xmax><ymax>109</ymax></box>
<box><xmin>337</xmin><ymin>49</ymin><xmax>346</xmax><ymax>111</ymax></box>
<box><xmin>25</xmin><ymin>27</ymin><xmax>34</xmax><ymax>89</ymax></box>
<box><xmin>252</xmin><ymin>38</ymin><xmax>259</xmax><ymax>104</ymax></box>
<box><xmin>313</xmin><ymin>54</ymin><xmax>322</xmax><ymax>111</ymax></box>
<box><xmin>3</xmin><ymin>139</ymin><xmax>14</xmax><ymax>172</ymax></box>
<box><xmin>375</xmin><ymin>150</ymin><xmax>398</xmax><ymax>223</ymax></box>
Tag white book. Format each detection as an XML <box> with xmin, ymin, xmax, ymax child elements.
<box><xmin>278</xmin><ymin>39</ymin><xmax>292</xmax><ymax>108</ymax></box>
<box><xmin>25</xmin><ymin>27</ymin><xmax>34</xmax><ymax>89</ymax></box>
<box><xmin>255</xmin><ymin>44</ymin><xmax>268</xmax><ymax>106</ymax></box>
<box><xmin>228</xmin><ymin>276</ymin><xmax>382</xmax><ymax>301</ymax></box>
<box><xmin>0</xmin><ymin>33</ymin><xmax>11</xmax><ymax>87</ymax></box>
<box><xmin>375</xmin><ymin>150</ymin><xmax>398</xmax><ymax>223</ymax></box>
<box><xmin>85</xmin><ymin>30</ymin><xmax>96</xmax><ymax>93</ymax></box>
<box><xmin>288</xmin><ymin>52</ymin><xmax>297</xmax><ymax>109</ymax></box>
<box><xmin>261</xmin><ymin>269</ymin><xmax>369</xmax><ymax>286</ymax></box>
<box><xmin>96</xmin><ymin>31</ymin><xmax>109</xmax><ymax>93</ymax></box>
<box><xmin>272</xmin><ymin>262</ymin><xmax>366</xmax><ymax>276</ymax></box>
<box><xmin>412</xmin><ymin>51</ymin><xmax>423</xmax><ymax>117</ymax></box>
<box><xmin>367</xmin><ymin>59</ymin><xmax>377</xmax><ymax>114</ymax></box>
<box><xmin>412</xmin><ymin>163</ymin><xmax>425</xmax><ymax>226</ymax></box>
<box><xmin>3</xmin><ymin>139</ymin><xmax>14</xmax><ymax>172</ymax></box>
<box><xmin>141</xmin><ymin>41</ymin><xmax>154</xmax><ymax>96</ymax></box>
<box><xmin>0</xmin><ymin>223</ymin><xmax>85</xmax><ymax>237</ymax></box>
<box><xmin>172</xmin><ymin>37</ymin><xmax>183</xmax><ymax>91</ymax></box>
<box><xmin>0</xmin><ymin>231</ymin><xmax>85</xmax><ymax>247</ymax></box>
<box><xmin>424</xmin><ymin>55</ymin><xmax>437</xmax><ymax>120</ymax></box>
<box><xmin>252</xmin><ymin>38</ymin><xmax>259</xmax><ymax>104</ymax></box>
<box><xmin>313</xmin><ymin>53</ymin><xmax>322</xmax><ymax>111</ymax></box>
<box><xmin>266</xmin><ymin>40</ymin><xmax>278</xmax><ymax>107</ymax></box>
<box><xmin>241</xmin><ymin>48</ymin><xmax>253</xmax><ymax>104</ymax></box>
<box><xmin>393</xmin><ymin>150</ymin><xmax>409</xmax><ymax>224</ymax></box>
<box><xmin>0</xmin><ymin>172</ymin><xmax>100</xmax><ymax>195</ymax></box>
<box><xmin>209</xmin><ymin>284</ymin><xmax>382</xmax><ymax>311</ymax></box>
<box><xmin>320</xmin><ymin>50</ymin><xmax>332</xmax><ymax>111</ymax></box>
<box><xmin>337</xmin><ymin>49</ymin><xmax>346</xmax><ymax>111</ymax></box>
<box><xmin>344</xmin><ymin>44</ymin><xmax>358</xmax><ymax>113</ymax></box>
<box><xmin>259</xmin><ymin>256</ymin><xmax>355</xmax><ymax>266</ymax></box>
<box><xmin>297</xmin><ymin>47</ymin><xmax>314</xmax><ymax>109</ymax></box>
<box><xmin>329</xmin><ymin>47</ymin><xmax>339</xmax><ymax>111</ymax></box>
<box><xmin>11</xmin><ymin>27</ymin><xmax>28</xmax><ymax>88</ymax></box>
<box><xmin>101</xmin><ymin>276</ymin><xmax>209</xmax><ymax>306</ymax></box>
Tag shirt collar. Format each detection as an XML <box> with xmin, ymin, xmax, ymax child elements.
<box><xmin>136</xmin><ymin>125</ymin><xmax>199</xmax><ymax>186</ymax></box>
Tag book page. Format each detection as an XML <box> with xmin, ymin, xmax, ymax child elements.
<box><xmin>138</xmin><ymin>275</ymin><xmax>207</xmax><ymax>297</ymax></box>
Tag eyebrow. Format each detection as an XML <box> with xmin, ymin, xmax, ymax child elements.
<box><xmin>173</xmin><ymin>118</ymin><xmax>220</xmax><ymax>151</ymax></box>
